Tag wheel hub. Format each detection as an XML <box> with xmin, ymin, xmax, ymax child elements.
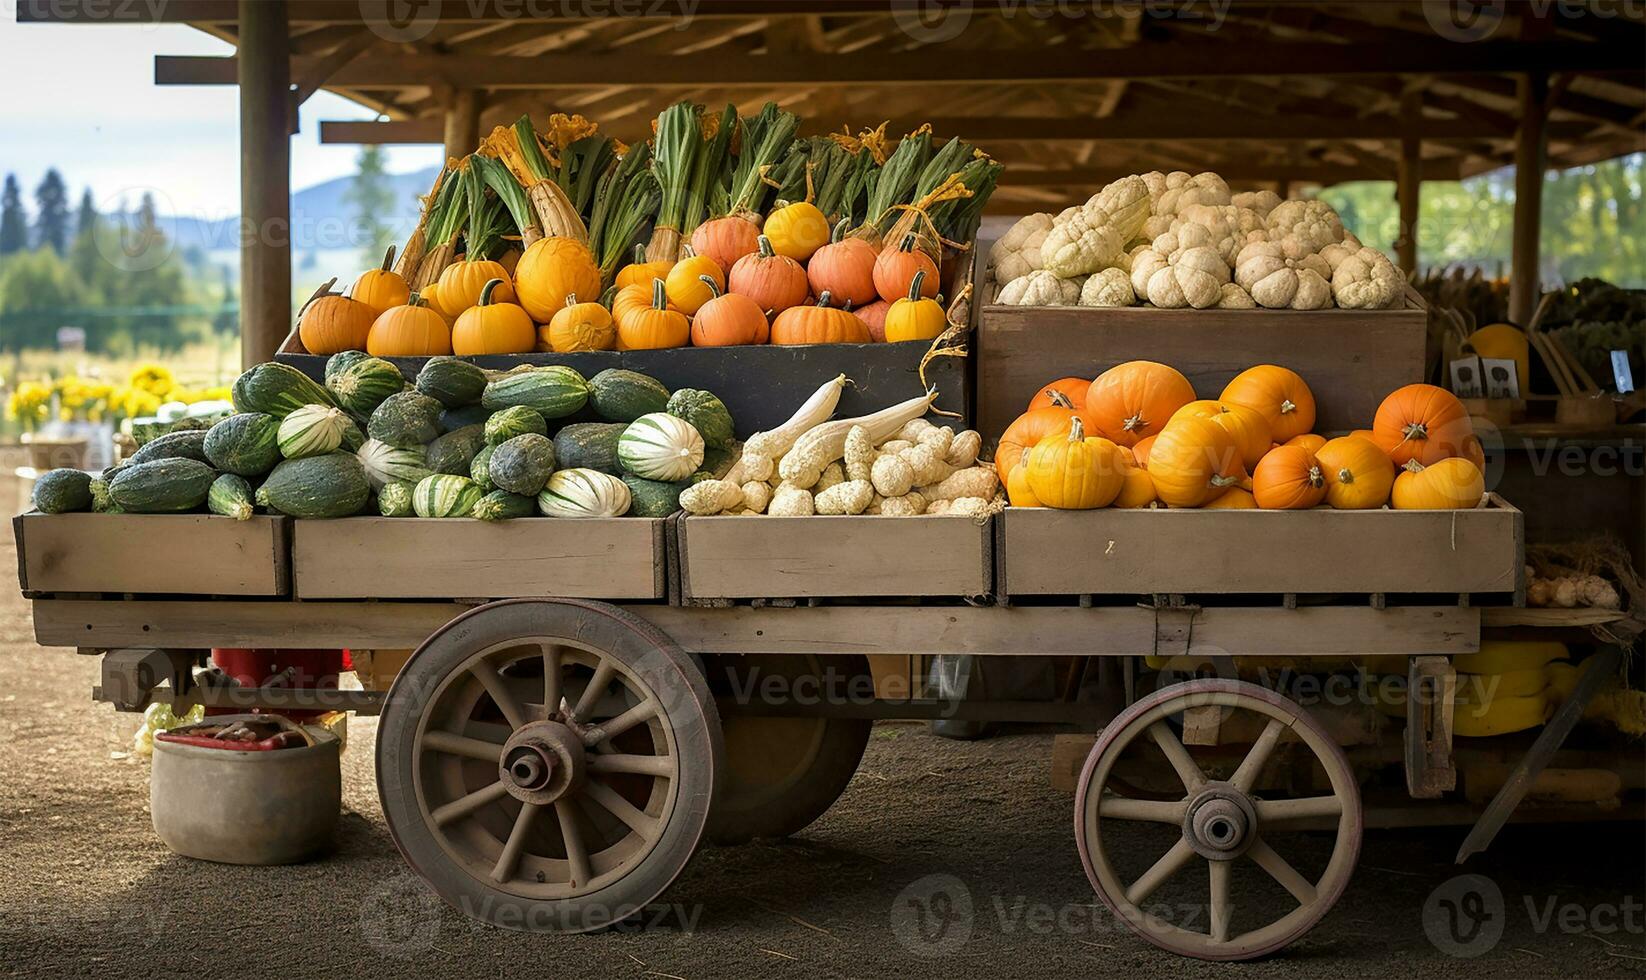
<box><xmin>1183</xmin><ymin>783</ymin><xmax>1257</xmax><ymax>860</ymax></box>
<box><xmin>499</xmin><ymin>721</ymin><xmax>585</xmax><ymax>804</ymax></box>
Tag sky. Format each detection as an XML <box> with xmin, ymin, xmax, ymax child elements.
<box><xmin>0</xmin><ymin>19</ymin><xmax>442</xmax><ymax>219</ymax></box>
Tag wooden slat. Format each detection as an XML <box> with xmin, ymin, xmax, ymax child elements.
<box><xmin>291</xmin><ymin>517</ymin><xmax>665</xmax><ymax>599</ymax></box>
<box><xmin>678</xmin><ymin>515</ymin><xmax>992</xmax><ymax>600</ymax></box>
<box><xmin>15</xmin><ymin>513</ymin><xmax>289</xmax><ymax>596</ymax></box>
<box><xmin>974</xmin><ymin>303</ymin><xmax>1428</xmax><ymax>439</ymax></box>
<box><xmin>999</xmin><ymin>498</ymin><xmax>1522</xmax><ymax>597</ymax></box>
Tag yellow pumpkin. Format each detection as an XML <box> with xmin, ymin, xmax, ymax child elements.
<box><xmin>615</xmin><ymin>243</ymin><xmax>675</xmax><ymax>292</ymax></box>
<box><xmin>1391</xmin><ymin>457</ymin><xmax>1485</xmax><ymax>510</ymax></box>
<box><xmin>543</xmin><ymin>294</ymin><xmax>616</xmax><ymax>352</ymax></box>
<box><xmin>1202</xmin><ymin>488</ymin><xmax>1258</xmax><ymax>510</ymax></box>
<box><xmin>883</xmin><ymin>270</ymin><xmax>947</xmax><ymax>344</ymax></box>
<box><xmin>1148</xmin><ymin>415</ymin><xmax>1244</xmax><ymax>507</ymax></box>
<box><xmin>434</xmin><ymin>259</ymin><xmax>515</xmax><ymax>320</ymax></box>
<box><xmin>664</xmin><ymin>248</ymin><xmax>723</xmax><ymax>316</ymax></box>
<box><xmin>1466</xmin><ymin>323</ymin><xmax>1530</xmax><ymax>393</ymax></box>
<box><xmin>1170</xmin><ymin>400</ymin><xmax>1273</xmax><ymax>472</ymax></box>
<box><xmin>513</xmin><ymin>237</ymin><xmax>601</xmax><ymax>323</ymax></box>
<box><xmin>1006</xmin><ymin>457</ymin><xmax>1041</xmax><ymax>507</ymax></box>
<box><xmin>763</xmin><ymin>200</ymin><xmax>830</xmax><ymax>262</ymax></box>
<box><xmin>1316</xmin><ymin>435</ymin><xmax>1395</xmax><ymax>510</ymax></box>
<box><xmin>366</xmin><ymin>293</ymin><xmax>452</xmax><ymax>357</ymax></box>
<box><xmin>451</xmin><ymin>279</ymin><xmax>536</xmax><ymax>355</ymax></box>
<box><xmin>350</xmin><ymin>246</ymin><xmax>410</xmax><ymax>316</ymax></box>
<box><xmin>1024</xmin><ymin>417</ymin><xmax>1126</xmax><ymax>509</ymax></box>
<box><xmin>1113</xmin><ymin>456</ymin><xmax>1157</xmax><ymax>509</ymax></box>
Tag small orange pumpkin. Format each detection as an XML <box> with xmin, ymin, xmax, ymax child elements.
<box><xmin>664</xmin><ymin>247</ymin><xmax>723</xmax><ymax>316</ymax></box>
<box><xmin>769</xmin><ymin>292</ymin><xmax>871</xmax><ymax>346</ymax></box>
<box><xmin>1220</xmin><ymin>365</ymin><xmax>1317</xmax><ymax>443</ymax></box>
<box><xmin>1170</xmin><ymin>400</ymin><xmax>1273</xmax><ymax>472</ymax></box>
<box><xmin>729</xmin><ymin>235</ymin><xmax>808</xmax><ymax>314</ymax></box>
<box><xmin>615</xmin><ymin>243</ymin><xmax>675</xmax><ymax>292</ymax></box>
<box><xmin>1081</xmin><ymin>360</ymin><xmax>1197</xmax><ymax>448</ymax></box>
<box><xmin>350</xmin><ymin>246</ymin><xmax>410</xmax><ymax>317</ymax></box>
<box><xmin>807</xmin><ymin>218</ymin><xmax>880</xmax><ymax>307</ymax></box>
<box><xmin>1391</xmin><ymin>457</ymin><xmax>1485</xmax><ymax>510</ymax></box>
<box><xmin>690</xmin><ymin>214</ymin><xmax>762</xmax><ymax>274</ymax></box>
<box><xmin>452</xmin><ymin>278</ymin><xmax>536</xmax><ymax>355</ymax></box>
<box><xmin>855</xmin><ymin>299</ymin><xmax>892</xmax><ymax>342</ymax></box>
<box><xmin>434</xmin><ymin>258</ymin><xmax>515</xmax><ymax>320</ymax></box>
<box><xmin>1372</xmin><ymin>383</ymin><xmax>1475</xmax><ymax>467</ymax></box>
<box><xmin>1131</xmin><ymin>433</ymin><xmax>1158</xmax><ymax>468</ymax></box>
<box><xmin>618</xmin><ymin>279</ymin><xmax>690</xmax><ymax>351</ymax></box>
<box><xmin>1316</xmin><ymin>435</ymin><xmax>1395</xmax><ymax>510</ymax></box>
<box><xmin>543</xmin><ymin>293</ymin><xmax>616</xmax><ymax>353</ymax></box>
<box><xmin>1148</xmin><ymin>415</ymin><xmax>1244</xmax><ymax>507</ymax></box>
<box><xmin>611</xmin><ymin>280</ymin><xmax>680</xmax><ymax>326</ymax></box>
<box><xmin>1203</xmin><ymin>488</ymin><xmax>1258</xmax><ymax>510</ymax></box>
<box><xmin>366</xmin><ymin>292</ymin><xmax>452</xmax><ymax>357</ymax></box>
<box><xmin>1284</xmin><ymin>433</ymin><xmax>1328</xmax><ymax>454</ymax></box>
<box><xmin>513</xmin><ymin>237</ymin><xmax>601</xmax><ymax>323</ymax></box>
<box><xmin>1251</xmin><ymin>444</ymin><xmax>1327</xmax><ymax>510</ymax></box>
<box><xmin>872</xmin><ymin>232</ymin><xmax>940</xmax><ymax>304</ymax></box>
<box><xmin>883</xmin><ymin>270</ymin><xmax>947</xmax><ymax>344</ymax></box>
<box><xmin>297</xmin><ymin>281</ymin><xmax>378</xmax><ymax>355</ymax></box>
<box><xmin>995</xmin><ymin>404</ymin><xmax>1077</xmax><ymax>482</ymax></box>
<box><xmin>1030</xmin><ymin>378</ymin><xmax>1091</xmax><ymax>411</ymax></box>
<box><xmin>691</xmin><ymin>276</ymin><xmax>768</xmax><ymax>347</ymax></box>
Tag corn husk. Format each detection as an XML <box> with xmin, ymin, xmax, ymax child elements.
<box><xmin>645</xmin><ymin>102</ymin><xmax>703</xmax><ymax>261</ymax></box>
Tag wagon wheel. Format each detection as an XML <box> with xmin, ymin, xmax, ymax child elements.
<box><xmin>377</xmin><ymin>599</ymin><xmax>722</xmax><ymax>933</ymax></box>
<box><xmin>1074</xmin><ymin>679</ymin><xmax>1362</xmax><ymax>961</ymax></box>
<box><xmin>702</xmin><ymin>653</ymin><xmax>872</xmax><ymax>845</ymax></box>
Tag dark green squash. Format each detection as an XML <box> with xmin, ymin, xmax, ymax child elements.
<box><xmin>207</xmin><ymin>473</ymin><xmax>255</xmax><ymax>521</ymax></box>
<box><xmin>377</xmin><ymin>481</ymin><xmax>415</xmax><ymax>517</ymax></box>
<box><xmin>588</xmin><ymin>368</ymin><xmax>670</xmax><ymax>423</ymax></box>
<box><xmin>32</xmin><ymin>468</ymin><xmax>93</xmax><ymax>513</ymax></box>
<box><xmin>368</xmin><ymin>390</ymin><xmax>443</xmax><ymax>449</ymax></box>
<box><xmin>326</xmin><ymin>355</ymin><xmax>404</xmax><ymax>416</ymax></box>
<box><xmin>551</xmin><ymin>422</ymin><xmax>627</xmax><ymax>475</ymax></box>
<box><xmin>666</xmin><ymin>388</ymin><xmax>735</xmax><ymax>448</ymax></box>
<box><xmin>621</xmin><ymin>474</ymin><xmax>689</xmax><ymax>518</ymax></box>
<box><xmin>108</xmin><ymin>458</ymin><xmax>216</xmax><ymax>513</ymax></box>
<box><xmin>470</xmin><ymin>444</ymin><xmax>496</xmax><ymax>491</ymax></box>
<box><xmin>481</xmin><ymin>366</ymin><xmax>588</xmax><ymax>420</ymax></box>
<box><xmin>261</xmin><ymin>452</ymin><xmax>370</xmax><ymax>518</ymax></box>
<box><xmin>488</xmin><ymin>433</ymin><xmax>557</xmax><ymax>496</ymax></box>
<box><xmin>484</xmin><ymin>404</ymin><xmax>547</xmax><ymax>446</ymax></box>
<box><xmin>232</xmin><ymin>362</ymin><xmax>334</xmax><ymax>418</ymax></box>
<box><xmin>204</xmin><ymin>413</ymin><xmax>282</xmax><ymax>476</ymax></box>
<box><xmin>128</xmin><ymin>428</ymin><xmax>211</xmax><ymax>466</ymax></box>
<box><xmin>416</xmin><ymin>356</ymin><xmax>489</xmax><ymax>408</ymax></box>
<box><xmin>324</xmin><ymin>350</ymin><xmax>370</xmax><ymax>384</ymax></box>
<box><xmin>472</xmin><ymin>490</ymin><xmax>536</xmax><ymax>522</ymax></box>
<box><xmin>425</xmin><ymin>424</ymin><xmax>487</xmax><ymax>475</ymax></box>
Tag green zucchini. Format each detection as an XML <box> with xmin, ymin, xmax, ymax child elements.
<box><xmin>425</xmin><ymin>424</ymin><xmax>487</xmax><ymax>475</ymax></box>
<box><xmin>551</xmin><ymin>422</ymin><xmax>627</xmax><ymax>475</ymax></box>
<box><xmin>412</xmin><ymin>474</ymin><xmax>482</xmax><ymax>518</ymax></box>
<box><xmin>470</xmin><ymin>444</ymin><xmax>496</xmax><ymax>491</ymax></box>
<box><xmin>416</xmin><ymin>356</ymin><xmax>489</xmax><ymax>408</ymax></box>
<box><xmin>483</xmin><ymin>404</ymin><xmax>547</xmax><ymax>446</ymax></box>
<box><xmin>472</xmin><ymin>490</ymin><xmax>536</xmax><ymax>522</ymax></box>
<box><xmin>32</xmin><ymin>468</ymin><xmax>93</xmax><ymax>513</ymax></box>
<box><xmin>232</xmin><ymin>362</ymin><xmax>334</xmax><ymax>418</ymax></box>
<box><xmin>588</xmin><ymin>368</ymin><xmax>670</xmax><ymax>423</ymax></box>
<box><xmin>128</xmin><ymin>428</ymin><xmax>211</xmax><ymax>466</ymax></box>
<box><xmin>368</xmin><ymin>390</ymin><xmax>443</xmax><ymax>449</ymax></box>
<box><xmin>108</xmin><ymin>458</ymin><xmax>215</xmax><ymax>513</ymax></box>
<box><xmin>325</xmin><ymin>355</ymin><xmax>403</xmax><ymax>416</ymax></box>
<box><xmin>204</xmin><ymin>413</ymin><xmax>281</xmax><ymax>476</ymax></box>
<box><xmin>481</xmin><ymin>366</ymin><xmax>589</xmax><ymax>420</ymax></box>
<box><xmin>207</xmin><ymin>473</ymin><xmax>255</xmax><ymax>521</ymax></box>
<box><xmin>488</xmin><ymin>433</ymin><xmax>557</xmax><ymax>496</ymax></box>
<box><xmin>666</xmin><ymin>388</ymin><xmax>735</xmax><ymax>448</ymax></box>
<box><xmin>621</xmin><ymin>474</ymin><xmax>689</xmax><ymax>518</ymax></box>
<box><xmin>261</xmin><ymin>452</ymin><xmax>370</xmax><ymax>518</ymax></box>
<box><xmin>377</xmin><ymin>481</ymin><xmax>415</xmax><ymax>517</ymax></box>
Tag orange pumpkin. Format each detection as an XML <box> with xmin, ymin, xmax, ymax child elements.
<box><xmin>1391</xmin><ymin>457</ymin><xmax>1486</xmax><ymax>510</ymax></box>
<box><xmin>1030</xmin><ymin>377</ymin><xmax>1091</xmax><ymax>411</ymax></box>
<box><xmin>1203</xmin><ymin>488</ymin><xmax>1258</xmax><ymax>509</ymax></box>
<box><xmin>434</xmin><ymin>259</ymin><xmax>515</xmax><ymax>320</ymax></box>
<box><xmin>690</xmin><ymin>214</ymin><xmax>761</xmax><ymax>274</ymax></box>
<box><xmin>995</xmin><ymin>404</ymin><xmax>1077</xmax><ymax>482</ymax></box>
<box><xmin>664</xmin><ymin>248</ymin><xmax>724</xmax><ymax>317</ymax></box>
<box><xmin>1170</xmin><ymin>400</ymin><xmax>1273</xmax><ymax>471</ymax></box>
<box><xmin>618</xmin><ymin>279</ymin><xmax>690</xmax><ymax>351</ymax></box>
<box><xmin>513</xmin><ymin>237</ymin><xmax>600</xmax><ymax>324</ymax></box>
<box><xmin>1251</xmin><ymin>444</ymin><xmax>1327</xmax><ymax>510</ymax></box>
<box><xmin>1460</xmin><ymin>433</ymin><xmax>1487</xmax><ymax>473</ymax></box>
<box><xmin>1372</xmin><ymin>383</ymin><xmax>1475</xmax><ymax>467</ymax></box>
<box><xmin>542</xmin><ymin>294</ymin><xmax>616</xmax><ymax>353</ymax></box>
<box><xmin>729</xmin><ymin>235</ymin><xmax>808</xmax><ymax>314</ymax></box>
<box><xmin>366</xmin><ymin>293</ymin><xmax>452</xmax><ymax>357</ymax></box>
<box><xmin>452</xmin><ymin>278</ymin><xmax>536</xmax><ymax>355</ymax></box>
<box><xmin>615</xmin><ymin>244</ymin><xmax>674</xmax><ymax>292</ymax></box>
<box><xmin>1316</xmin><ymin>435</ymin><xmax>1395</xmax><ymax>510</ymax></box>
<box><xmin>612</xmin><ymin>280</ymin><xmax>680</xmax><ymax>326</ymax></box>
<box><xmin>872</xmin><ymin>233</ymin><xmax>940</xmax><ymax>304</ymax></box>
<box><xmin>691</xmin><ymin>276</ymin><xmax>769</xmax><ymax>347</ymax></box>
<box><xmin>770</xmin><ymin>292</ymin><xmax>871</xmax><ymax>346</ymax></box>
<box><xmin>1131</xmin><ymin>433</ymin><xmax>1158</xmax><ymax>468</ymax></box>
<box><xmin>807</xmin><ymin>219</ymin><xmax>879</xmax><ymax>307</ymax></box>
<box><xmin>1024</xmin><ymin>417</ymin><xmax>1127</xmax><ymax>509</ymax></box>
<box><xmin>1148</xmin><ymin>415</ymin><xmax>1244</xmax><ymax>507</ymax></box>
<box><xmin>1113</xmin><ymin>455</ymin><xmax>1157</xmax><ymax>508</ymax></box>
<box><xmin>1220</xmin><ymin>365</ymin><xmax>1316</xmax><ymax>443</ymax></box>
<box><xmin>854</xmin><ymin>299</ymin><xmax>892</xmax><ymax>342</ymax></box>
<box><xmin>350</xmin><ymin>246</ymin><xmax>410</xmax><ymax>316</ymax></box>
<box><xmin>298</xmin><ymin>285</ymin><xmax>377</xmax><ymax>355</ymax></box>
<box><xmin>1081</xmin><ymin>360</ymin><xmax>1197</xmax><ymax>448</ymax></box>
<box><xmin>1285</xmin><ymin>433</ymin><xmax>1327</xmax><ymax>454</ymax></box>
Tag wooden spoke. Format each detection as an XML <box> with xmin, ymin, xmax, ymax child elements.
<box><xmin>570</xmin><ymin>660</ymin><xmax>615</xmax><ymax>723</ymax></box>
<box><xmin>1255</xmin><ymin>795</ymin><xmax>1343</xmax><ymax>825</ymax></box>
<box><xmin>1149</xmin><ymin>722</ymin><xmax>1206</xmax><ymax>792</ymax></box>
<box><xmin>1248</xmin><ymin>837</ymin><xmax>1318</xmax><ymax>906</ymax></box>
<box><xmin>582</xmin><ymin>699</ymin><xmax>658</xmax><ymax>748</ymax></box>
<box><xmin>556</xmin><ymin>800</ymin><xmax>591</xmax><ymax>887</ymax></box>
<box><xmin>424</xmin><ymin>729</ymin><xmax>506</xmax><ymax>763</ymax></box>
<box><xmin>1209</xmin><ymin>859</ymin><xmax>1232</xmax><ymax>943</ymax></box>
<box><xmin>431</xmin><ymin>780</ymin><xmax>510</xmax><ymax>827</ymax></box>
<box><xmin>1229</xmin><ymin>717</ymin><xmax>1287</xmax><ymax>793</ymax></box>
<box><xmin>1125</xmin><ymin>837</ymin><xmax>1197</xmax><ymax>906</ymax></box>
<box><xmin>588</xmin><ymin>753</ymin><xmax>674</xmax><ymax>778</ymax></box>
<box><xmin>1098</xmin><ymin>795</ymin><xmax>1187</xmax><ymax>825</ymax></box>
<box><xmin>471</xmin><ymin>661</ymin><xmax>527</xmax><ymax>731</ymax></box>
<box><xmin>541</xmin><ymin>644</ymin><xmax>562</xmax><ymax>717</ymax></box>
<box><xmin>491</xmin><ymin>801</ymin><xmax>542</xmax><ymax>883</ymax></box>
<box><xmin>583</xmin><ymin>779</ymin><xmax>662</xmax><ymax>842</ymax></box>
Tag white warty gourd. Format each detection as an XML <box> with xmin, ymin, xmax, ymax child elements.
<box><xmin>989</xmin><ymin>212</ymin><xmax>1054</xmax><ymax>282</ymax></box>
<box><xmin>1079</xmin><ymin>267</ymin><xmax>1135</xmax><ymax>307</ymax></box>
<box><xmin>1330</xmin><ymin>245</ymin><xmax>1405</xmax><ymax>309</ymax></box>
<box><xmin>1129</xmin><ymin>224</ymin><xmax>1231</xmax><ymax>309</ymax></box>
<box><xmin>1234</xmin><ymin>240</ymin><xmax>1333</xmax><ymax>311</ymax></box>
<box><xmin>1039</xmin><ymin>174</ymin><xmax>1151</xmax><ymax>277</ymax></box>
<box><xmin>997</xmin><ymin>269</ymin><xmax>1080</xmax><ymax>306</ymax></box>
<box><xmin>1264</xmin><ymin>198</ymin><xmax>1345</xmax><ymax>260</ymax></box>
<box><xmin>1138</xmin><ymin>171</ymin><xmax>1232</xmax><ymax>240</ymax></box>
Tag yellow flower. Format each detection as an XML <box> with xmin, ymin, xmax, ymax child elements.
<box><xmin>128</xmin><ymin>364</ymin><xmax>175</xmax><ymax>397</ymax></box>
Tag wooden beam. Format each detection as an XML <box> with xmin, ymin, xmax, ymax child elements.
<box><xmin>20</xmin><ymin>0</ymin><xmax>938</xmax><ymax>23</ymax></box>
<box><xmin>238</xmin><ymin>0</ymin><xmax>290</xmax><ymax>368</ymax></box>
<box><xmin>1008</xmin><ymin>159</ymin><xmax>1463</xmax><ymax>187</ymax></box>
<box><xmin>1510</xmin><ymin>73</ymin><xmax>1549</xmax><ymax>326</ymax></box>
<box><xmin>1395</xmin><ymin>89</ymin><xmax>1422</xmax><ymax>275</ymax></box>
<box><xmin>442</xmin><ymin>88</ymin><xmax>482</xmax><ymax>161</ymax></box>
<box><xmin>153</xmin><ymin>40</ymin><xmax>1646</xmax><ymax>89</ymax></box>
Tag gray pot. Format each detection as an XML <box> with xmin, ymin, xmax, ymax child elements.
<box><xmin>150</xmin><ymin>714</ymin><xmax>341</xmax><ymax>865</ymax></box>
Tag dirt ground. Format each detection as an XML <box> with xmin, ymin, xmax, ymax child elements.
<box><xmin>2</xmin><ymin>476</ymin><xmax>1643</xmax><ymax>978</ymax></box>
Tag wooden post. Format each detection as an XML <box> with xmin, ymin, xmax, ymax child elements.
<box><xmin>1273</xmin><ymin>179</ymin><xmax>1290</xmax><ymax>199</ymax></box>
<box><xmin>238</xmin><ymin>0</ymin><xmax>291</xmax><ymax>367</ymax></box>
<box><xmin>443</xmin><ymin>89</ymin><xmax>481</xmax><ymax>161</ymax></box>
<box><xmin>1509</xmin><ymin>73</ymin><xmax>1548</xmax><ymax>325</ymax></box>
<box><xmin>1395</xmin><ymin>91</ymin><xmax>1422</xmax><ymax>276</ymax></box>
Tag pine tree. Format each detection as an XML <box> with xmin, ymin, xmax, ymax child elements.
<box><xmin>74</xmin><ymin>189</ymin><xmax>97</xmax><ymax>239</ymax></box>
<box><xmin>345</xmin><ymin>146</ymin><xmax>396</xmax><ymax>269</ymax></box>
<box><xmin>69</xmin><ymin>187</ymin><xmax>107</xmax><ymax>304</ymax></box>
<box><xmin>34</xmin><ymin>169</ymin><xmax>69</xmax><ymax>255</ymax></box>
<box><xmin>0</xmin><ymin>175</ymin><xmax>27</xmax><ymax>256</ymax></box>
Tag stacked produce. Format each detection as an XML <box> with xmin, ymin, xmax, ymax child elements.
<box><xmin>678</xmin><ymin>375</ymin><xmax>998</xmax><ymax>517</ymax></box>
<box><xmin>297</xmin><ymin>105</ymin><xmax>1001</xmax><ymax>359</ymax></box>
<box><xmin>996</xmin><ymin>363</ymin><xmax>1487</xmax><ymax>512</ymax></box>
<box><xmin>989</xmin><ymin>173</ymin><xmax>1404</xmax><ymax>311</ymax></box>
<box><xmin>31</xmin><ymin>354</ymin><xmax>740</xmax><ymax>522</ymax></box>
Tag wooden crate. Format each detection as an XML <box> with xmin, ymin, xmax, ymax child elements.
<box><xmin>997</xmin><ymin>494</ymin><xmax>1523</xmax><ymax>600</ymax></box>
<box><xmin>291</xmin><ymin>517</ymin><xmax>666</xmax><ymax>600</ymax></box>
<box><xmin>974</xmin><ymin>288</ymin><xmax>1427</xmax><ymax>440</ymax></box>
<box><xmin>676</xmin><ymin>515</ymin><xmax>992</xmax><ymax>601</ymax></box>
<box><xmin>14</xmin><ymin>512</ymin><xmax>289</xmax><ymax>596</ymax></box>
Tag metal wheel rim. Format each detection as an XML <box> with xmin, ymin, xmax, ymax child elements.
<box><xmin>1075</xmin><ymin>679</ymin><xmax>1362</xmax><ymax>961</ymax></box>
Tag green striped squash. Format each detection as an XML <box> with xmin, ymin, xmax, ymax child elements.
<box><xmin>665</xmin><ymin>388</ymin><xmax>735</xmax><ymax>449</ymax></box>
<box><xmin>207</xmin><ymin>473</ymin><xmax>255</xmax><ymax>521</ymax></box>
<box><xmin>481</xmin><ymin>366</ymin><xmax>589</xmax><ymax>420</ymax></box>
<box><xmin>232</xmin><ymin>362</ymin><xmax>334</xmax><ymax>419</ymax></box>
<box><xmin>413</xmin><ymin>474</ymin><xmax>483</xmax><ymax>518</ymax></box>
<box><xmin>377</xmin><ymin>481</ymin><xmax>415</xmax><ymax>517</ymax></box>
<box><xmin>588</xmin><ymin>368</ymin><xmax>670</xmax><ymax>422</ymax></box>
<box><xmin>617</xmin><ymin>412</ymin><xmax>705</xmax><ymax>482</ymax></box>
<box><xmin>357</xmin><ymin>439</ymin><xmax>432</xmax><ymax>490</ymax></box>
<box><xmin>473</xmin><ymin>490</ymin><xmax>536</xmax><ymax>522</ymax></box>
<box><xmin>484</xmin><ymin>404</ymin><xmax>547</xmax><ymax>446</ymax></box>
<box><xmin>325</xmin><ymin>355</ymin><xmax>403</xmax><ymax>416</ymax></box>
<box><xmin>278</xmin><ymin>404</ymin><xmax>350</xmax><ymax>458</ymax></box>
<box><xmin>416</xmin><ymin>356</ymin><xmax>489</xmax><ymax>408</ymax></box>
<box><xmin>261</xmin><ymin>452</ymin><xmax>370</xmax><ymax>518</ymax></box>
<box><xmin>470</xmin><ymin>444</ymin><xmax>496</xmax><ymax>491</ymax></box>
<box><xmin>108</xmin><ymin>458</ymin><xmax>216</xmax><ymax>513</ymax></box>
<box><xmin>204</xmin><ymin>413</ymin><xmax>282</xmax><ymax>476</ymax></box>
<box><xmin>537</xmin><ymin>468</ymin><xmax>631</xmax><ymax>518</ymax></box>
